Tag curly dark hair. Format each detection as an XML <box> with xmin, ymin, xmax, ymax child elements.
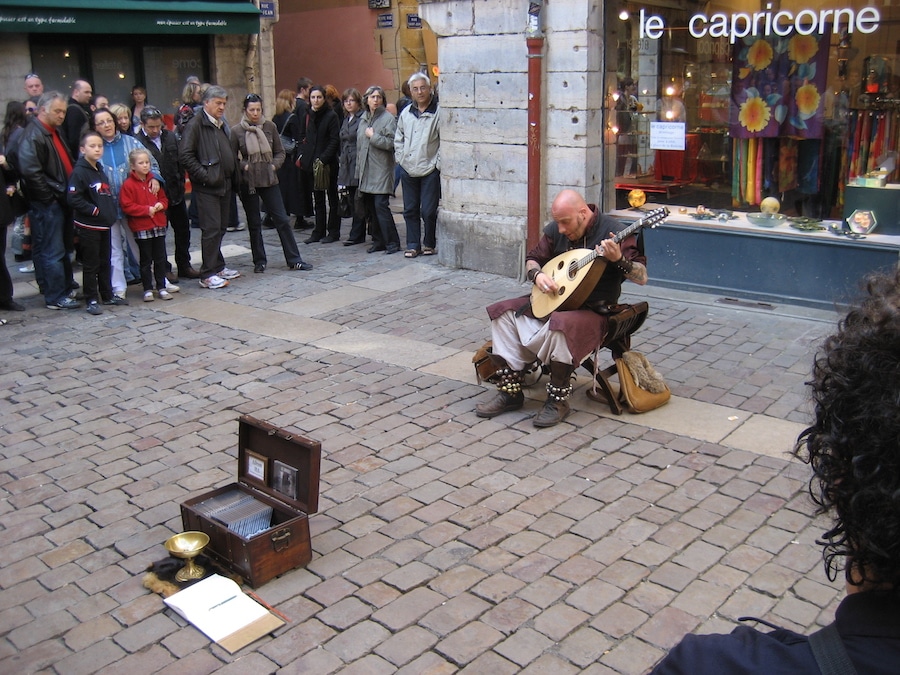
<box><xmin>795</xmin><ymin>268</ymin><xmax>900</xmax><ymax>591</ymax></box>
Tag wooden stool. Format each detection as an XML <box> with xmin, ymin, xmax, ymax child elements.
<box><xmin>583</xmin><ymin>301</ymin><xmax>649</xmax><ymax>414</ymax></box>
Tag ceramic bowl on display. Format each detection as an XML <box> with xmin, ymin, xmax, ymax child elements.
<box><xmin>746</xmin><ymin>212</ymin><xmax>787</xmax><ymax>227</ymax></box>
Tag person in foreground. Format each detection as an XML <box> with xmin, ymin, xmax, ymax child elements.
<box><xmin>476</xmin><ymin>189</ymin><xmax>647</xmax><ymax>427</ymax></box>
<box><xmin>651</xmin><ymin>268</ymin><xmax>900</xmax><ymax>674</ymax></box>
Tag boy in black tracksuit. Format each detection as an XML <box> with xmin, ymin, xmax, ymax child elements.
<box><xmin>67</xmin><ymin>131</ymin><xmax>119</xmax><ymax>315</ymax></box>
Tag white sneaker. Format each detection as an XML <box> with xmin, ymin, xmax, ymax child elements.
<box><xmin>164</xmin><ymin>280</ymin><xmax>180</xmax><ymax>293</ymax></box>
<box><xmin>220</xmin><ymin>267</ymin><xmax>240</xmax><ymax>280</ymax></box>
<box><xmin>18</xmin><ymin>263</ymin><xmax>34</xmax><ymax>273</ymax></box>
<box><xmin>143</xmin><ymin>291</ymin><xmax>154</xmax><ymax>302</ymax></box>
<box><xmin>158</xmin><ymin>289</ymin><xmax>173</xmax><ymax>301</ymax></box>
<box><xmin>200</xmin><ymin>275</ymin><xmax>229</xmax><ymax>289</ymax></box>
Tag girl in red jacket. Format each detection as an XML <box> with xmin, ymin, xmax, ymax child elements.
<box><xmin>120</xmin><ymin>148</ymin><xmax>170</xmax><ymax>301</ymax></box>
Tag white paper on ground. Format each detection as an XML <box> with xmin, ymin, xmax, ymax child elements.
<box><xmin>163</xmin><ymin>574</ymin><xmax>270</xmax><ymax>642</ymax></box>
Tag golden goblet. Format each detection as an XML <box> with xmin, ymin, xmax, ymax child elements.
<box><xmin>165</xmin><ymin>531</ymin><xmax>210</xmax><ymax>582</ymax></box>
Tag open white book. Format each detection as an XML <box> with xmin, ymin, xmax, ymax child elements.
<box><xmin>164</xmin><ymin>574</ymin><xmax>283</xmax><ymax>652</ymax></box>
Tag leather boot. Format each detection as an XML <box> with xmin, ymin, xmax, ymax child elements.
<box><xmin>475</xmin><ymin>356</ymin><xmax>525</xmax><ymax>418</ymax></box>
<box><xmin>179</xmin><ymin>266</ymin><xmax>201</xmax><ymax>280</ymax></box>
<box><xmin>533</xmin><ymin>361</ymin><xmax>575</xmax><ymax>427</ymax></box>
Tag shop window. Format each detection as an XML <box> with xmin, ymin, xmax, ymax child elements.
<box><xmin>606</xmin><ymin>1</ymin><xmax>900</xmax><ymax>220</ymax></box>
<box><xmin>29</xmin><ymin>36</ymin><xmax>208</xmax><ymax>119</ymax></box>
<box><xmin>144</xmin><ymin>46</ymin><xmax>206</xmax><ymax>114</ymax></box>
<box><xmin>91</xmin><ymin>46</ymin><xmax>137</xmax><ymax>107</ymax></box>
<box><xmin>29</xmin><ymin>41</ymin><xmax>84</xmax><ymax>93</ymax></box>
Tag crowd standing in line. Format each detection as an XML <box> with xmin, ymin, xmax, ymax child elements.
<box><xmin>90</xmin><ymin>106</ymin><xmax>166</xmax><ymax>302</ymax></box>
<box><xmin>272</xmin><ymin>88</ymin><xmax>302</xmax><ymax>224</ymax></box>
<box><xmin>61</xmin><ymin>79</ymin><xmax>92</xmax><ymax>158</ymax></box>
<box><xmin>135</xmin><ymin>106</ymin><xmax>198</xmax><ymax>281</ymax></box>
<box><xmin>230</xmin><ymin>93</ymin><xmax>311</xmax><ymax>273</ymax></box>
<box><xmin>290</xmin><ymin>77</ymin><xmax>315</xmax><ymax>227</ymax></box>
<box><xmin>179</xmin><ymin>85</ymin><xmax>241</xmax><ymax>290</ymax></box>
<box><xmin>129</xmin><ymin>85</ymin><xmax>149</xmax><ymax>133</ymax></box>
<box><xmin>2</xmin><ymin>70</ymin><xmax>442</xmax><ymax>317</ymax></box>
<box><xmin>120</xmin><ymin>147</ymin><xmax>172</xmax><ymax>302</ymax></box>
<box><xmin>1</xmin><ymin>99</ymin><xmax>31</xmax><ymax>279</ymax></box>
<box><xmin>337</xmin><ymin>87</ymin><xmax>366</xmax><ymax>246</ymax></box>
<box><xmin>395</xmin><ymin>72</ymin><xmax>441</xmax><ymax>258</ymax></box>
<box><xmin>110</xmin><ymin>103</ymin><xmax>135</xmax><ymax>137</ymax></box>
<box><xmin>66</xmin><ymin>130</ymin><xmax>116</xmax><ymax>315</ymax></box>
<box><xmin>17</xmin><ymin>91</ymin><xmax>80</xmax><ymax>310</ymax></box>
<box><xmin>356</xmin><ymin>84</ymin><xmax>400</xmax><ymax>255</ymax></box>
<box><xmin>296</xmin><ymin>85</ymin><xmax>341</xmax><ymax>245</ymax></box>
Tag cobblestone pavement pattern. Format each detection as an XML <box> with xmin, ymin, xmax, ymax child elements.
<box><xmin>0</xmin><ymin>205</ymin><xmax>844</xmax><ymax>674</ymax></box>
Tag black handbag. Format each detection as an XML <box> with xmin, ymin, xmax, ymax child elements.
<box><xmin>278</xmin><ymin>113</ymin><xmax>297</xmax><ymax>154</ymax></box>
<box><xmin>338</xmin><ymin>187</ymin><xmax>351</xmax><ymax>218</ymax></box>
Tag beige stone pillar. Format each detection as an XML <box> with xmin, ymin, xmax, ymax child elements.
<box><xmin>418</xmin><ymin>0</ymin><xmax>607</xmax><ymax>278</ymax></box>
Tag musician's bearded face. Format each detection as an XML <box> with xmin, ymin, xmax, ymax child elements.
<box><xmin>555</xmin><ymin>207</ymin><xmax>590</xmax><ymax>241</ymax></box>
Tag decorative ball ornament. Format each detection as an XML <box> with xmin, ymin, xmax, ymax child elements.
<box><xmin>627</xmin><ymin>189</ymin><xmax>647</xmax><ymax>208</ymax></box>
<box><xmin>760</xmin><ymin>197</ymin><xmax>781</xmax><ymax>214</ymax></box>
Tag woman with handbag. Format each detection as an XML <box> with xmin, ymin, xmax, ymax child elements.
<box><xmin>337</xmin><ymin>88</ymin><xmax>367</xmax><ymax>246</ymax></box>
<box><xmin>356</xmin><ymin>85</ymin><xmax>400</xmax><ymax>254</ymax></box>
<box><xmin>0</xmin><ymin>161</ymin><xmax>25</xmax><ymax>313</ymax></box>
<box><xmin>296</xmin><ymin>85</ymin><xmax>341</xmax><ymax>244</ymax></box>
<box><xmin>1</xmin><ymin>101</ymin><xmax>32</xmax><ymax>274</ymax></box>
<box><xmin>230</xmin><ymin>94</ymin><xmax>311</xmax><ymax>274</ymax></box>
<box><xmin>272</xmin><ymin>89</ymin><xmax>302</xmax><ymax>223</ymax></box>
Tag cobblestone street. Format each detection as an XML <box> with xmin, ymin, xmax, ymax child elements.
<box><xmin>0</xmin><ymin>210</ymin><xmax>844</xmax><ymax>674</ymax></box>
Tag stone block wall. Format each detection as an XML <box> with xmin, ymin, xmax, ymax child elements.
<box><xmin>420</xmin><ymin>0</ymin><xmax>606</xmax><ymax>278</ymax></box>
<box><xmin>0</xmin><ymin>35</ymin><xmax>38</xmax><ymax>115</ymax></box>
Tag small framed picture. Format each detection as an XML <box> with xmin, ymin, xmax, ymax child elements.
<box><xmin>245</xmin><ymin>450</ymin><xmax>267</xmax><ymax>483</ymax></box>
<box><xmin>273</xmin><ymin>460</ymin><xmax>298</xmax><ymax>500</ymax></box>
<box><xmin>848</xmin><ymin>209</ymin><xmax>877</xmax><ymax>235</ymax></box>
<box><xmin>368</xmin><ymin>0</ymin><xmax>390</xmax><ymax>8</ymax></box>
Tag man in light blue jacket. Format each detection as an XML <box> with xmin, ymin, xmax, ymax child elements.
<box><xmin>394</xmin><ymin>72</ymin><xmax>440</xmax><ymax>258</ymax></box>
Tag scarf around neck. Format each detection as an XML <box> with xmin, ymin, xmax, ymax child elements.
<box><xmin>239</xmin><ymin>114</ymin><xmax>272</xmax><ymax>164</ymax></box>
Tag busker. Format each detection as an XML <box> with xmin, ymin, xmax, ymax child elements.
<box><xmin>475</xmin><ymin>189</ymin><xmax>647</xmax><ymax>427</ymax></box>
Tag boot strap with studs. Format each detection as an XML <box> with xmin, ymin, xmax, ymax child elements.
<box><xmin>546</xmin><ymin>382</ymin><xmax>573</xmax><ymax>401</ymax></box>
<box><xmin>497</xmin><ymin>367</ymin><xmax>523</xmax><ymax>395</ymax></box>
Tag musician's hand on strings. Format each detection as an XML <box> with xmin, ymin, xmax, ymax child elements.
<box><xmin>535</xmin><ymin>271</ymin><xmax>558</xmax><ymax>295</ymax></box>
<box><xmin>597</xmin><ymin>235</ymin><xmax>623</xmax><ymax>263</ymax></box>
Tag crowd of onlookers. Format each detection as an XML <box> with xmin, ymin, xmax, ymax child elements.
<box><xmin>0</xmin><ymin>71</ymin><xmax>441</xmax><ymax>320</ymax></box>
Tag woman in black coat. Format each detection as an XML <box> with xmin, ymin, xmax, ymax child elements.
<box><xmin>0</xmin><ymin>163</ymin><xmax>24</xmax><ymax>314</ymax></box>
<box><xmin>337</xmin><ymin>88</ymin><xmax>366</xmax><ymax>245</ymax></box>
<box><xmin>272</xmin><ymin>89</ymin><xmax>301</xmax><ymax>221</ymax></box>
<box><xmin>294</xmin><ymin>85</ymin><xmax>341</xmax><ymax>244</ymax></box>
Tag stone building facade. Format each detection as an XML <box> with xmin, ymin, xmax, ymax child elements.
<box><xmin>419</xmin><ymin>0</ymin><xmax>608</xmax><ymax>279</ymax></box>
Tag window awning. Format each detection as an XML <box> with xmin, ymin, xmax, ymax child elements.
<box><xmin>0</xmin><ymin>0</ymin><xmax>261</xmax><ymax>34</ymax></box>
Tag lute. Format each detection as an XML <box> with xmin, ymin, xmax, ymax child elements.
<box><xmin>530</xmin><ymin>207</ymin><xmax>669</xmax><ymax>319</ymax></box>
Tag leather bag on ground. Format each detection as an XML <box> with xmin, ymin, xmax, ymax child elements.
<box><xmin>616</xmin><ymin>351</ymin><xmax>670</xmax><ymax>413</ymax></box>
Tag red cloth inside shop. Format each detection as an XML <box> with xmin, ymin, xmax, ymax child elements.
<box><xmin>655</xmin><ymin>134</ymin><xmax>701</xmax><ymax>182</ymax></box>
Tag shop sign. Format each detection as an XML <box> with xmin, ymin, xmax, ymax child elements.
<box><xmin>650</xmin><ymin>122</ymin><xmax>686</xmax><ymax>151</ymax></box>
<box><xmin>0</xmin><ymin>3</ymin><xmax>260</xmax><ymax>34</ymax></box>
<box><xmin>639</xmin><ymin>6</ymin><xmax>881</xmax><ymax>43</ymax></box>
